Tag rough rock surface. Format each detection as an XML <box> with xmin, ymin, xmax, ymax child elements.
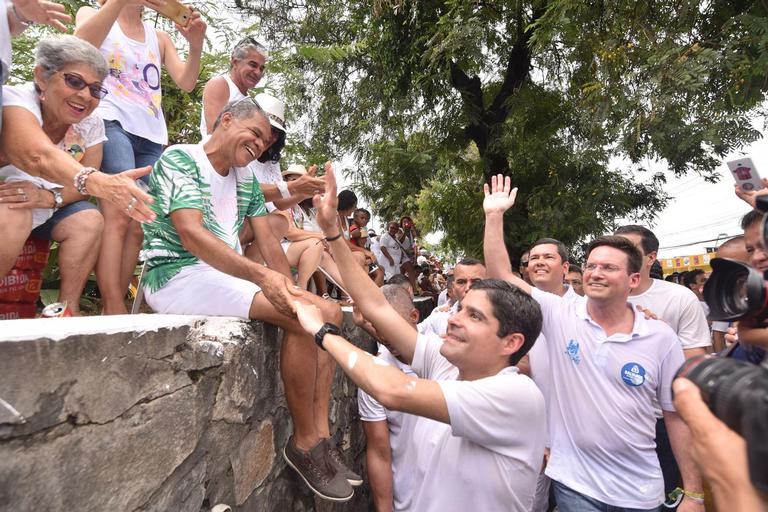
<box><xmin>0</xmin><ymin>314</ymin><xmax>376</xmax><ymax>511</ymax></box>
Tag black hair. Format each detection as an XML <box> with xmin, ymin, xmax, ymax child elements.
<box><xmin>468</xmin><ymin>279</ymin><xmax>542</xmax><ymax>366</ymax></box>
<box><xmin>741</xmin><ymin>209</ymin><xmax>764</xmax><ymax>231</ymax></box>
<box><xmin>682</xmin><ymin>269</ymin><xmax>705</xmax><ymax>288</ymax></box>
<box><xmin>530</xmin><ymin>238</ymin><xmax>569</xmax><ymax>262</ymax></box>
<box><xmin>614</xmin><ymin>225</ymin><xmax>660</xmax><ymax>254</ymax></box>
<box><xmin>586</xmin><ymin>235</ymin><xmax>643</xmax><ymax>274</ymax></box>
<box><xmin>337</xmin><ymin>190</ymin><xmax>358</xmax><ymax>211</ymax></box>
<box><xmin>354</xmin><ymin>208</ymin><xmax>370</xmax><ymax>219</ymax></box>
<box><xmin>257</xmin><ymin>128</ymin><xmax>286</xmax><ymax>163</ymax></box>
<box><xmin>567</xmin><ymin>265</ymin><xmax>583</xmax><ymax>275</ymax></box>
<box><xmin>456</xmin><ymin>257</ymin><xmax>484</xmax><ymax>268</ymax></box>
<box><xmin>650</xmin><ymin>260</ymin><xmax>664</xmax><ymax>280</ymax></box>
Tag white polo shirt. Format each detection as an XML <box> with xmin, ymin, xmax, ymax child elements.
<box><xmin>627</xmin><ymin>278</ymin><xmax>711</xmax><ymax>350</ymax></box>
<box><xmin>358</xmin><ymin>346</ymin><xmax>418</xmax><ymax>511</ymax></box>
<box><xmin>407</xmin><ymin>333</ymin><xmax>546</xmax><ymax>512</ymax></box>
<box><xmin>530</xmin><ymin>288</ymin><xmax>684</xmax><ymax>509</ymax></box>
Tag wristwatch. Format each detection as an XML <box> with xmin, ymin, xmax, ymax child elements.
<box><xmin>314</xmin><ymin>322</ymin><xmax>341</xmax><ymax>350</ymax></box>
<box><xmin>51</xmin><ymin>189</ymin><xmax>64</xmax><ymax>209</ymax></box>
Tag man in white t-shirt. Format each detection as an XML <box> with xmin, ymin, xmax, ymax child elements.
<box><xmin>483</xmin><ymin>175</ymin><xmax>703</xmax><ymax>512</ymax></box>
<box><xmin>297</xmin><ymin>166</ymin><xmax>547</xmax><ymax>512</ymax></box>
<box><xmin>356</xmin><ymin>284</ymin><xmax>420</xmax><ymax>512</ymax></box>
<box><xmin>379</xmin><ymin>221</ymin><xmax>404</xmax><ymax>280</ymax></box>
<box><xmin>140</xmin><ymin>98</ymin><xmax>355</xmax><ymax>503</ymax></box>
<box><xmin>418</xmin><ymin>258</ymin><xmax>485</xmax><ymax>336</ymax></box>
<box><xmin>527</xmin><ymin>237</ymin><xmax>581</xmax><ymax>304</ymax></box>
<box><xmin>614</xmin><ymin>225</ymin><xmax>712</xmax><ymax>357</ymax></box>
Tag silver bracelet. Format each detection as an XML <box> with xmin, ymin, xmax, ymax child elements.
<box><xmin>73</xmin><ymin>167</ymin><xmax>98</xmax><ymax>195</ymax></box>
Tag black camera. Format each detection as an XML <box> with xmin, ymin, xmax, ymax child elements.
<box><xmin>704</xmin><ymin>195</ymin><xmax>768</xmax><ymax>322</ymax></box>
<box><xmin>675</xmin><ymin>355</ymin><xmax>768</xmax><ymax>493</ymax></box>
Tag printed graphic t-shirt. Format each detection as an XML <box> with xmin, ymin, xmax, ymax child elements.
<box><xmin>141</xmin><ymin>144</ymin><xmax>266</xmax><ymax>292</ymax></box>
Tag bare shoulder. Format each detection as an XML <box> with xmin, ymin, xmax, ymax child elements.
<box><xmin>75</xmin><ymin>5</ymin><xmax>99</xmax><ymax>24</ymax></box>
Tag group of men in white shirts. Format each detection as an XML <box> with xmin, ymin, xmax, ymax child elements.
<box><xmin>128</xmin><ymin>31</ymin><xmax>711</xmax><ymax>511</ymax></box>
<box><xmin>346</xmin><ymin>175</ymin><xmax>709</xmax><ymax>512</ymax></box>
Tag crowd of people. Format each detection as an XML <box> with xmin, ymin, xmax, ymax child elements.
<box><xmin>2</xmin><ymin>1</ymin><xmax>765</xmax><ymax>511</ymax></box>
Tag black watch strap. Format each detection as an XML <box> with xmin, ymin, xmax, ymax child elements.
<box><xmin>314</xmin><ymin>322</ymin><xmax>341</xmax><ymax>350</ymax></box>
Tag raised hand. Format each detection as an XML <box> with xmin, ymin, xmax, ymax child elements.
<box><xmin>177</xmin><ymin>9</ymin><xmax>206</xmax><ymax>47</ymax></box>
<box><xmin>734</xmin><ymin>178</ymin><xmax>768</xmax><ymax>208</ymax></box>
<box><xmin>482</xmin><ymin>174</ymin><xmax>517</xmax><ymax>215</ymax></box>
<box><xmin>312</xmin><ymin>161</ymin><xmax>339</xmax><ymax>235</ymax></box>
<box><xmin>12</xmin><ymin>0</ymin><xmax>72</xmax><ymax>32</ymax></box>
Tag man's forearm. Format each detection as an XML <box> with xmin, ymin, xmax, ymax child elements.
<box><xmin>366</xmin><ymin>448</ymin><xmax>394</xmax><ymax>512</ymax></box>
<box><xmin>180</xmin><ymin>225</ymin><xmax>267</xmax><ymax>284</ymax></box>
<box><xmin>484</xmin><ymin>211</ymin><xmax>513</xmax><ymax>279</ymax></box>
<box><xmin>483</xmin><ymin>211</ymin><xmax>531</xmax><ymax>293</ymax></box>
<box><xmin>327</xmin><ymin>236</ymin><xmax>389</xmax><ymax>316</ymax></box>
<box><xmin>664</xmin><ymin>411</ymin><xmax>703</xmax><ymax>494</ymax></box>
<box><xmin>257</xmin><ymin>232</ymin><xmax>292</xmax><ymax>278</ymax></box>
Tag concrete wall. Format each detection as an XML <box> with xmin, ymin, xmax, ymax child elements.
<box><xmin>0</xmin><ymin>314</ymin><xmax>375</xmax><ymax>511</ymax></box>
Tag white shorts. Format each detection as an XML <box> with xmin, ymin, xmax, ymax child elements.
<box><xmin>144</xmin><ymin>263</ymin><xmax>261</xmax><ymax>318</ymax></box>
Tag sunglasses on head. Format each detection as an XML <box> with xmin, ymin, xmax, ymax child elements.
<box><xmin>236</xmin><ymin>35</ymin><xmax>267</xmax><ymax>53</ymax></box>
<box><xmin>61</xmin><ymin>72</ymin><xmax>108</xmax><ymax>100</ymax></box>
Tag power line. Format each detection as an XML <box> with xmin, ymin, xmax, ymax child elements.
<box><xmin>659</xmin><ymin>233</ymin><xmax>741</xmax><ymax>251</ymax></box>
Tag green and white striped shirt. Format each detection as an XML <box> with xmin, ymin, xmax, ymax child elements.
<box><xmin>141</xmin><ymin>144</ymin><xmax>266</xmax><ymax>292</ymax></box>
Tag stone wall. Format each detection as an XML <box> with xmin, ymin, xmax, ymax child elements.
<box><xmin>0</xmin><ymin>314</ymin><xmax>376</xmax><ymax>511</ymax></box>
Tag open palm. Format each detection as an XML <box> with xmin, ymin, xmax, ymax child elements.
<box><xmin>483</xmin><ymin>174</ymin><xmax>518</xmax><ymax>214</ymax></box>
<box><xmin>313</xmin><ymin>161</ymin><xmax>338</xmax><ymax>233</ymax></box>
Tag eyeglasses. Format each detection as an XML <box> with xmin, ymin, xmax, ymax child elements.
<box><xmin>61</xmin><ymin>73</ymin><xmax>108</xmax><ymax>99</ymax></box>
<box><xmin>584</xmin><ymin>263</ymin><xmax>624</xmax><ymax>273</ymax></box>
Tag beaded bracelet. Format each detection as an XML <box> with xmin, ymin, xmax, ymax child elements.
<box><xmin>74</xmin><ymin>167</ymin><xmax>98</xmax><ymax>195</ymax></box>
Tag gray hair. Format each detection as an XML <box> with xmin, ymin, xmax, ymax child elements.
<box><xmin>35</xmin><ymin>35</ymin><xmax>109</xmax><ymax>81</ymax></box>
<box><xmin>211</xmin><ymin>97</ymin><xmax>267</xmax><ymax>131</ymax></box>
<box><xmin>230</xmin><ymin>37</ymin><xmax>268</xmax><ymax>67</ymax></box>
<box><xmin>381</xmin><ymin>284</ymin><xmax>416</xmax><ymax>320</ymax></box>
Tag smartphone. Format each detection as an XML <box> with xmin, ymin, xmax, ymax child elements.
<box><xmin>727</xmin><ymin>157</ymin><xmax>764</xmax><ymax>192</ymax></box>
<box><xmin>152</xmin><ymin>0</ymin><xmax>192</xmax><ymax>27</ymax></box>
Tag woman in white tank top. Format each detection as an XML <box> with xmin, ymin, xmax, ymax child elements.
<box><xmin>74</xmin><ymin>0</ymin><xmax>206</xmax><ymax>314</ymax></box>
<box><xmin>200</xmin><ymin>37</ymin><xmax>268</xmax><ymax>139</ymax></box>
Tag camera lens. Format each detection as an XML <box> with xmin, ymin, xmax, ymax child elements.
<box><xmin>703</xmin><ymin>258</ymin><xmax>768</xmax><ymax>321</ymax></box>
<box><xmin>675</xmin><ymin>355</ymin><xmax>764</xmax><ymax>432</ymax></box>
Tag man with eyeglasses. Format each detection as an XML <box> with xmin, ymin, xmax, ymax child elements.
<box><xmin>483</xmin><ymin>175</ymin><xmax>703</xmax><ymax>512</ymax></box>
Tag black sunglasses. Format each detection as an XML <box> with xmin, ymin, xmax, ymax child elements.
<box><xmin>61</xmin><ymin>72</ymin><xmax>108</xmax><ymax>100</ymax></box>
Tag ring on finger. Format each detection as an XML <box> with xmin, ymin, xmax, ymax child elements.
<box><xmin>16</xmin><ymin>187</ymin><xmax>23</xmax><ymax>195</ymax></box>
<box><xmin>128</xmin><ymin>197</ymin><xmax>138</xmax><ymax>208</ymax></box>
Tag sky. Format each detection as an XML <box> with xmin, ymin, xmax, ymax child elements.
<box><xmin>644</xmin><ymin>134</ymin><xmax>767</xmax><ymax>260</ymax></box>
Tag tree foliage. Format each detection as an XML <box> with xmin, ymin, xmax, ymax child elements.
<box><xmin>238</xmin><ymin>0</ymin><xmax>768</xmax><ymax>260</ymax></box>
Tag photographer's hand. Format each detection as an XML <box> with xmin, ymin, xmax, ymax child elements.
<box><xmin>735</xmin><ymin>178</ymin><xmax>768</xmax><ymax>208</ymax></box>
<box><xmin>736</xmin><ymin>317</ymin><xmax>768</xmax><ymax>350</ymax></box>
<box><xmin>673</xmin><ymin>378</ymin><xmax>765</xmax><ymax>512</ymax></box>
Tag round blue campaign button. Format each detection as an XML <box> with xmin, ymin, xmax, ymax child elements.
<box><xmin>621</xmin><ymin>362</ymin><xmax>646</xmax><ymax>387</ymax></box>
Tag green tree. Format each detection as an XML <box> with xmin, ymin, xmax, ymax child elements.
<box><xmin>237</xmin><ymin>0</ymin><xmax>768</xmax><ymax>260</ymax></box>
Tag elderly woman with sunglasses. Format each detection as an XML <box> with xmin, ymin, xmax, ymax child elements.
<box><xmin>75</xmin><ymin>0</ymin><xmax>206</xmax><ymax>314</ymax></box>
<box><xmin>0</xmin><ymin>36</ymin><xmax>142</xmax><ymax>314</ymax></box>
